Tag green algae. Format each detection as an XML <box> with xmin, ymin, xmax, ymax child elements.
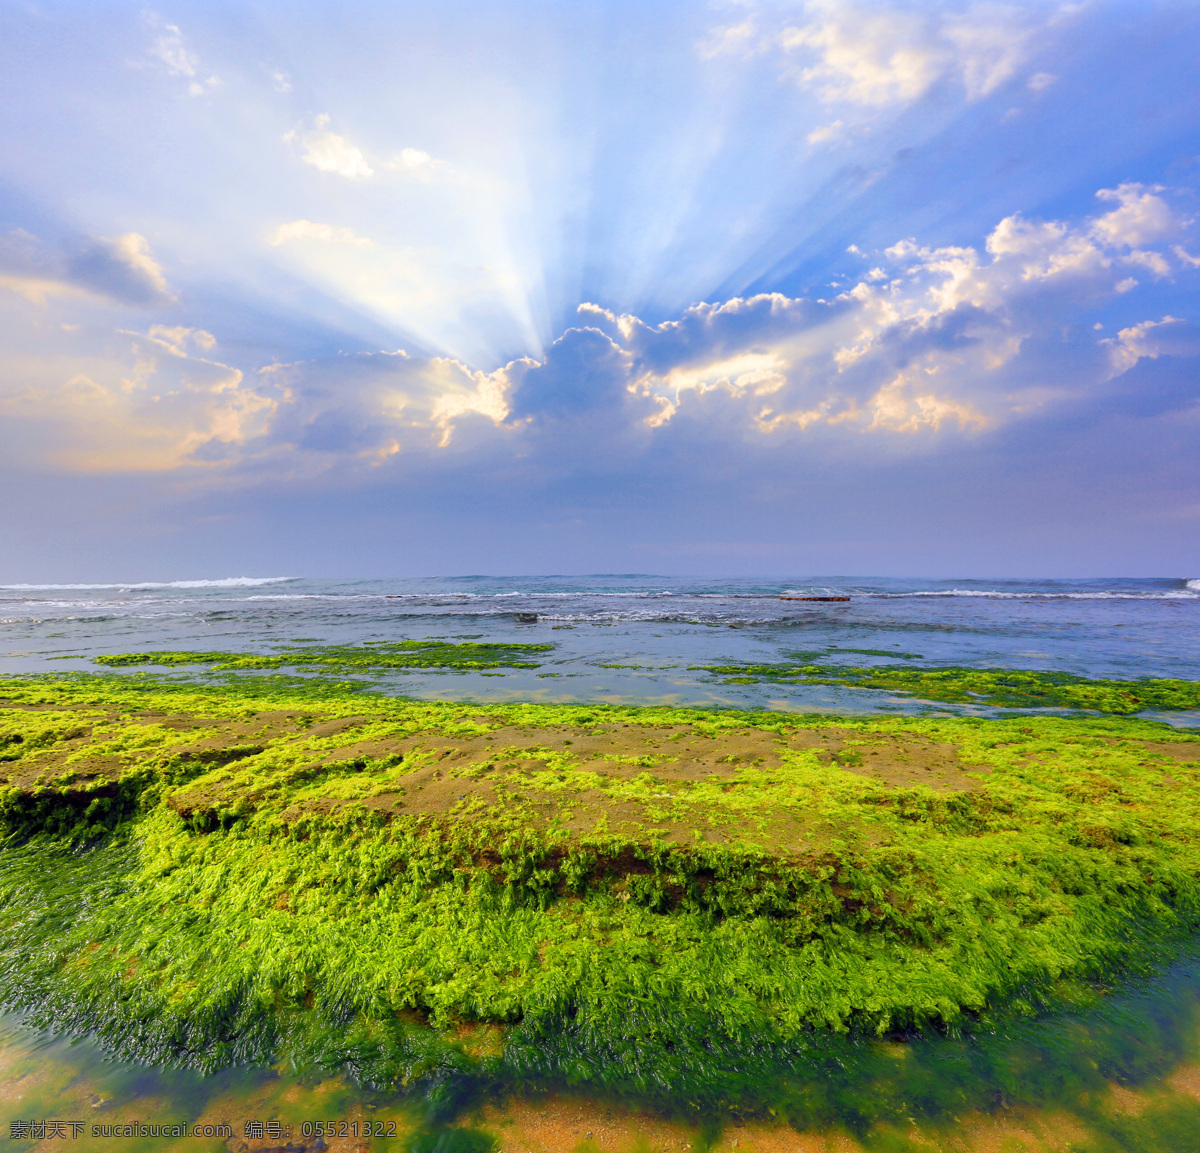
<box><xmin>694</xmin><ymin>661</ymin><xmax>1200</xmax><ymax>715</ymax></box>
<box><xmin>93</xmin><ymin>639</ymin><xmax>553</xmax><ymax>675</ymax></box>
<box><xmin>6</xmin><ymin>950</ymin><xmax>1200</xmax><ymax>1152</ymax></box>
<box><xmin>1</xmin><ymin>673</ymin><xmax>1200</xmax><ymax>1130</ymax></box>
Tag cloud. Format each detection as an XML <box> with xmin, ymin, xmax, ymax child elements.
<box><xmin>781</xmin><ymin>6</ymin><xmax>948</xmax><ymax>106</ymax></box>
<box><xmin>507</xmin><ymin>328</ymin><xmax>632</xmax><ymax>419</ymax></box>
<box><xmin>267</xmin><ymin>220</ymin><xmax>375</xmax><ymax>248</ymax></box>
<box><xmin>0</xmin><ymin>325</ymin><xmax>275</xmax><ymax>472</ymax></box>
<box><xmin>1091</xmin><ymin>183</ymin><xmax>1188</xmax><ymax>249</ymax></box>
<box><xmin>2</xmin><ymin>183</ymin><xmax>1196</xmax><ymax>480</ymax></box>
<box><xmin>562</xmin><ymin>182</ymin><xmax>1196</xmax><ymax>445</ymax></box>
<box><xmin>1121</xmin><ymin>248</ymin><xmax>1172</xmax><ymax>279</ymax></box>
<box><xmin>697</xmin><ymin>18</ymin><xmax>760</xmax><ymax>60</ymax></box>
<box><xmin>1103</xmin><ymin>317</ymin><xmax>1199</xmax><ymax>377</ymax></box>
<box><xmin>144</xmin><ymin>16</ymin><xmax>219</xmax><ymax>96</ymax></box>
<box><xmin>397</xmin><ymin>148</ymin><xmax>433</xmax><ymax>169</ymax></box>
<box><xmin>284</xmin><ymin>115</ymin><xmax>374</xmax><ymax>179</ymax></box>
<box><xmin>67</xmin><ymin>234</ymin><xmax>174</xmax><ymax>306</ymax></box>
<box><xmin>427</xmin><ymin>357</ymin><xmax>516</xmax><ymax>445</ymax></box>
<box><xmin>0</xmin><ymin>229</ymin><xmax>79</xmax><ymax>304</ymax></box>
<box><xmin>0</xmin><ymin>229</ymin><xmax>173</xmax><ymax>307</ymax></box>
<box><xmin>144</xmin><ymin>325</ymin><xmax>217</xmax><ymax>354</ymax></box>
<box><xmin>767</xmin><ymin>0</ymin><xmax>1065</xmax><ymax>108</ymax></box>
<box><xmin>806</xmin><ymin>119</ymin><xmax>845</xmax><ymax>144</ymax></box>
<box><xmin>379</xmin><ymin>147</ymin><xmax>444</xmax><ymax>177</ymax></box>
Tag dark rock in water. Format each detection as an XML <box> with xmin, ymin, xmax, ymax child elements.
<box><xmin>514</xmin><ymin>612</ymin><xmax>539</xmax><ymax>623</ymax></box>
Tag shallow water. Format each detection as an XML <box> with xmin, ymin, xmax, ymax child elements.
<box><xmin>2</xmin><ymin>575</ymin><xmax>1198</xmax><ymax>720</ymax></box>
<box><xmin>5</xmin><ymin>940</ymin><xmax>1200</xmax><ymax>1151</ymax></box>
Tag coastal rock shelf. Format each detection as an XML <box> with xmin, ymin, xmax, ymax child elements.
<box><xmin>1</xmin><ymin>673</ymin><xmax>1200</xmax><ymax>1114</ymax></box>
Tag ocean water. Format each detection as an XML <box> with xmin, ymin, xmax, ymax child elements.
<box><xmin>1</xmin><ymin>574</ymin><xmax>1197</xmax><ymax>718</ymax></box>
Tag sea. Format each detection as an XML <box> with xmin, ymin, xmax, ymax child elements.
<box><xmin>1</xmin><ymin>573</ymin><xmax>1198</xmax><ymax>721</ymax></box>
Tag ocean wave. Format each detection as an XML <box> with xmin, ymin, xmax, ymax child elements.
<box><xmin>0</xmin><ymin>577</ymin><xmax>295</xmax><ymax>592</ymax></box>
<box><xmin>1188</xmin><ymin>579</ymin><xmax>1200</xmax><ymax>592</ymax></box>
<box><xmin>884</xmin><ymin>589</ymin><xmax>1199</xmax><ymax>600</ymax></box>
<box><xmin>375</xmin><ymin>590</ymin><xmax>684</xmax><ymax>599</ymax></box>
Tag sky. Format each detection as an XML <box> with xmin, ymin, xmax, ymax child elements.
<box><xmin>1</xmin><ymin>0</ymin><xmax>1199</xmax><ymax>581</ymax></box>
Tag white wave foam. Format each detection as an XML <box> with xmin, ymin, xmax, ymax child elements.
<box><xmin>1188</xmin><ymin>579</ymin><xmax>1200</xmax><ymax>592</ymax></box>
<box><xmin>889</xmin><ymin>589</ymin><xmax>1198</xmax><ymax>600</ymax></box>
<box><xmin>0</xmin><ymin>577</ymin><xmax>295</xmax><ymax>592</ymax></box>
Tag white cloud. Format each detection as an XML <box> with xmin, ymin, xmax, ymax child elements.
<box><xmin>267</xmin><ymin>220</ymin><xmax>375</xmax><ymax>248</ymax></box>
<box><xmin>380</xmin><ymin>147</ymin><xmax>444</xmax><ymax>176</ymax></box>
<box><xmin>806</xmin><ymin>119</ymin><xmax>845</xmax><ymax>144</ymax></box>
<box><xmin>772</xmin><ymin>0</ymin><xmax>1061</xmax><ymax>108</ymax></box>
<box><xmin>285</xmin><ymin>115</ymin><xmax>374</xmax><ymax>180</ymax></box>
<box><xmin>145</xmin><ymin>17</ymin><xmax>218</xmax><ymax>96</ymax></box>
<box><xmin>865</xmin><ymin>371</ymin><xmax>988</xmax><ymax>433</ymax></box>
<box><xmin>649</xmin><ymin>351</ymin><xmax>789</xmax><ymax>401</ymax></box>
<box><xmin>1103</xmin><ymin>316</ymin><xmax>1196</xmax><ymax>376</ymax></box>
<box><xmin>144</xmin><ymin>325</ymin><xmax>217</xmax><ymax>354</ymax></box>
<box><xmin>0</xmin><ymin>323</ymin><xmax>275</xmax><ymax>472</ymax></box>
<box><xmin>427</xmin><ymin>358</ymin><xmax>515</xmax><ymax>445</ymax></box>
<box><xmin>1091</xmin><ymin>183</ymin><xmax>1187</xmax><ymax>249</ymax></box>
<box><xmin>780</xmin><ymin>6</ymin><xmax>947</xmax><ymax>106</ymax></box>
<box><xmin>1027</xmin><ymin>71</ymin><xmax>1057</xmax><ymax>91</ymax></box>
<box><xmin>697</xmin><ymin>19</ymin><xmax>761</xmax><ymax>60</ymax></box>
<box><xmin>147</xmin><ymin>21</ymin><xmax>197</xmax><ymax>77</ymax></box>
<box><xmin>984</xmin><ymin>214</ymin><xmax>1106</xmax><ymax>281</ymax></box>
<box><xmin>941</xmin><ymin>5</ymin><xmax>1040</xmax><ymax>100</ymax></box>
<box><xmin>1121</xmin><ymin>248</ymin><xmax>1172</xmax><ymax>279</ymax></box>
<box><xmin>398</xmin><ymin>147</ymin><xmax>433</xmax><ymax>169</ymax></box>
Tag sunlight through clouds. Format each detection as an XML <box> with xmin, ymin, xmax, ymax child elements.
<box><xmin>4</xmin><ymin>182</ymin><xmax>1191</xmax><ymax>478</ymax></box>
<box><xmin>0</xmin><ymin>0</ymin><xmax>1197</xmax><ymax>573</ymax></box>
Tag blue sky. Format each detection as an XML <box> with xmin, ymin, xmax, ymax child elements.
<box><xmin>1</xmin><ymin>0</ymin><xmax>1198</xmax><ymax>579</ymax></box>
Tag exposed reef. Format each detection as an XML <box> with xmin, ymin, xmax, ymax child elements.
<box><xmin>1</xmin><ymin>670</ymin><xmax>1199</xmax><ymax>1119</ymax></box>
<box><xmin>693</xmin><ymin>660</ymin><xmax>1200</xmax><ymax>714</ymax></box>
<box><xmin>93</xmin><ymin>638</ymin><xmax>552</xmax><ymax>675</ymax></box>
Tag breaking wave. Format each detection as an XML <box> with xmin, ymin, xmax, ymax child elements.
<box><xmin>0</xmin><ymin>577</ymin><xmax>295</xmax><ymax>591</ymax></box>
<box><xmin>892</xmin><ymin>588</ymin><xmax>1199</xmax><ymax>600</ymax></box>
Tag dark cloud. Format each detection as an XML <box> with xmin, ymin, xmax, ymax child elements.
<box><xmin>298</xmin><ymin>409</ymin><xmax>385</xmax><ymax>453</ymax></box>
<box><xmin>66</xmin><ymin>234</ymin><xmax>173</xmax><ymax>306</ymax></box>
<box><xmin>1105</xmin><ymin>350</ymin><xmax>1200</xmax><ymax>419</ymax></box>
<box><xmin>508</xmin><ymin>327</ymin><xmax>631</xmax><ymax>419</ymax></box>
<box><xmin>0</xmin><ymin>227</ymin><xmax>174</xmax><ymax>307</ymax></box>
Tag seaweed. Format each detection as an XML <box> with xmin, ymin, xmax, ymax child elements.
<box><xmin>1</xmin><ymin>674</ymin><xmax>1199</xmax><ymax>1124</ymax></box>
<box><xmin>93</xmin><ymin>639</ymin><xmax>553</xmax><ymax>675</ymax></box>
<box><xmin>692</xmin><ymin>662</ymin><xmax>1200</xmax><ymax>715</ymax></box>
